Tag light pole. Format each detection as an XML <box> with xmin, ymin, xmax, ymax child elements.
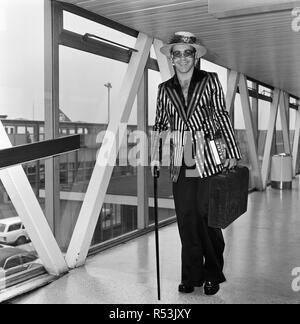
<box><xmin>104</xmin><ymin>82</ymin><xmax>112</xmax><ymax>124</ymax></box>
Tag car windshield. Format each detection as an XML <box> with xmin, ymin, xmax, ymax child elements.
<box><xmin>0</xmin><ymin>224</ymin><xmax>6</xmax><ymax>233</ymax></box>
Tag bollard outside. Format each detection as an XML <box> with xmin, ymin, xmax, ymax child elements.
<box><xmin>271</xmin><ymin>153</ymin><xmax>293</xmax><ymax>190</ymax></box>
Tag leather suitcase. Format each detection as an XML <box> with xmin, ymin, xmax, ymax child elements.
<box><xmin>208</xmin><ymin>166</ymin><xmax>250</xmax><ymax>229</ymax></box>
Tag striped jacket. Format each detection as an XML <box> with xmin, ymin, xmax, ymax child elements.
<box><xmin>151</xmin><ymin>68</ymin><xmax>242</xmax><ymax>183</ymax></box>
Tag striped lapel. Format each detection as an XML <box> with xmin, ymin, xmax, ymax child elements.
<box><xmin>186</xmin><ymin>71</ymin><xmax>210</xmax><ymax>120</ymax></box>
<box><xmin>165</xmin><ymin>84</ymin><xmax>188</xmax><ymax>123</ymax></box>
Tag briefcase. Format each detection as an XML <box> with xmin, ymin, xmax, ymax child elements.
<box><xmin>208</xmin><ymin>166</ymin><xmax>250</xmax><ymax>229</ymax></box>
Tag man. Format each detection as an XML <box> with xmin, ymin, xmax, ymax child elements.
<box><xmin>151</xmin><ymin>32</ymin><xmax>241</xmax><ymax>296</ymax></box>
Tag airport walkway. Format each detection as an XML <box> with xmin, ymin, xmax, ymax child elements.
<box><xmin>11</xmin><ymin>178</ymin><xmax>300</xmax><ymax>304</ymax></box>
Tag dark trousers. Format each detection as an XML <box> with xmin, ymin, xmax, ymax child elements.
<box><xmin>173</xmin><ymin>163</ymin><xmax>226</xmax><ymax>286</ymax></box>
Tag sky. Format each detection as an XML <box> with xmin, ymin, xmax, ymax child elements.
<box><xmin>0</xmin><ymin>0</ymin><xmax>283</xmax><ymax>130</ymax></box>
<box><xmin>0</xmin><ymin>0</ymin><xmax>44</xmax><ymax>121</ymax></box>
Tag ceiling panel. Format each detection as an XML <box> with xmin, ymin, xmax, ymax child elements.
<box><xmin>62</xmin><ymin>0</ymin><xmax>300</xmax><ymax>98</ymax></box>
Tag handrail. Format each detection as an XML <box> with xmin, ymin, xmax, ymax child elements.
<box><xmin>0</xmin><ymin>135</ymin><xmax>82</xmax><ymax>169</ymax></box>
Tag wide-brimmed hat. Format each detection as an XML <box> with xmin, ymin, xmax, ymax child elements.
<box><xmin>160</xmin><ymin>31</ymin><xmax>207</xmax><ymax>58</ymax></box>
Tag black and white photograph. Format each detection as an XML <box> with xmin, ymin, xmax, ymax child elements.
<box><xmin>0</xmin><ymin>0</ymin><xmax>300</xmax><ymax>308</ymax></box>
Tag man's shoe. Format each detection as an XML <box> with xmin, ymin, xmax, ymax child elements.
<box><xmin>178</xmin><ymin>283</ymin><xmax>194</xmax><ymax>293</ymax></box>
<box><xmin>204</xmin><ymin>281</ymin><xmax>220</xmax><ymax>296</ymax></box>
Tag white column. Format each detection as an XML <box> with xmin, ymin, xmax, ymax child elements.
<box><xmin>261</xmin><ymin>88</ymin><xmax>281</xmax><ymax>189</ymax></box>
<box><xmin>226</xmin><ymin>70</ymin><xmax>240</xmax><ymax>115</ymax></box>
<box><xmin>239</xmin><ymin>74</ymin><xmax>263</xmax><ymax>190</ymax></box>
<box><xmin>66</xmin><ymin>33</ymin><xmax>153</xmax><ymax>268</ymax></box>
<box><xmin>292</xmin><ymin>102</ymin><xmax>300</xmax><ymax>176</ymax></box>
<box><xmin>279</xmin><ymin>91</ymin><xmax>291</xmax><ymax>154</ymax></box>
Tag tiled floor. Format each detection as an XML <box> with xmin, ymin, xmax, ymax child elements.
<box><xmin>12</xmin><ymin>179</ymin><xmax>300</xmax><ymax>304</ymax></box>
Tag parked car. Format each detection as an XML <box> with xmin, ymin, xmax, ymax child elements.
<box><xmin>0</xmin><ymin>248</ymin><xmax>41</xmax><ymax>280</ymax></box>
<box><xmin>0</xmin><ymin>217</ymin><xmax>30</xmax><ymax>246</ymax></box>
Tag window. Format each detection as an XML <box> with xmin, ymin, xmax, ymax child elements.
<box><xmin>234</xmin><ymin>93</ymin><xmax>256</xmax><ymax>189</ymax></box>
<box><xmin>290</xmin><ymin>97</ymin><xmax>297</xmax><ymax>105</ymax></box>
<box><xmin>21</xmin><ymin>254</ymin><xmax>36</xmax><ymax>264</ymax></box>
<box><xmin>150</xmin><ymin>46</ymin><xmax>157</xmax><ymax>59</ymax></box>
<box><xmin>17</xmin><ymin>126</ymin><xmax>26</xmax><ymax>134</ymax></box>
<box><xmin>8</xmin><ymin>223</ymin><xmax>22</xmax><ymax>232</ymax></box>
<box><xmin>27</xmin><ymin>165</ymin><xmax>37</xmax><ymax>174</ymax></box>
<box><xmin>60</xmin><ymin>128</ymin><xmax>68</xmax><ymax>135</ymax></box>
<box><xmin>58</xmin><ymin>42</ymin><xmax>141</xmax><ymax>249</ymax></box>
<box><xmin>201</xmin><ymin>59</ymin><xmax>228</xmax><ymax>93</ymax></box>
<box><xmin>27</xmin><ymin>127</ymin><xmax>34</xmax><ymax>134</ymax></box>
<box><xmin>0</xmin><ymin>224</ymin><xmax>6</xmax><ymax>233</ymax></box>
<box><xmin>275</xmin><ymin>106</ymin><xmax>284</xmax><ymax>154</ymax></box>
<box><xmin>290</xmin><ymin>109</ymin><xmax>296</xmax><ymax>146</ymax></box>
<box><xmin>247</xmin><ymin>80</ymin><xmax>254</xmax><ymax>90</ymax></box>
<box><xmin>259</xmin><ymin>85</ymin><xmax>273</xmax><ymax>98</ymax></box>
<box><xmin>4</xmin><ymin>256</ymin><xmax>21</xmax><ymax>270</ymax></box>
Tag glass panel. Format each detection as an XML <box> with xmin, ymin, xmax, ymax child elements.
<box><xmin>201</xmin><ymin>59</ymin><xmax>227</xmax><ymax>93</ymax></box>
<box><xmin>259</xmin><ymin>85</ymin><xmax>273</xmax><ymax>98</ymax></box>
<box><xmin>258</xmin><ymin>100</ymin><xmax>276</xmax><ymax>184</ymax></box>
<box><xmin>0</xmin><ymin>0</ymin><xmax>47</xmax><ymax>292</ymax></box>
<box><xmin>59</xmin><ymin>46</ymin><xmax>141</xmax><ymax>250</ymax></box>
<box><xmin>234</xmin><ymin>94</ymin><xmax>256</xmax><ymax>189</ymax></box>
<box><xmin>21</xmin><ymin>254</ymin><xmax>36</xmax><ymax>264</ymax></box>
<box><xmin>290</xmin><ymin>109</ymin><xmax>296</xmax><ymax>147</ymax></box>
<box><xmin>275</xmin><ymin>107</ymin><xmax>284</xmax><ymax>154</ymax></box>
<box><xmin>150</xmin><ymin>45</ymin><xmax>159</xmax><ymax>60</ymax></box>
<box><xmin>258</xmin><ymin>100</ymin><xmax>272</xmax><ymax>164</ymax></box>
<box><xmin>63</xmin><ymin>11</ymin><xmax>137</xmax><ymax>49</ymax></box>
<box><xmin>0</xmin><ymin>165</ymin><xmax>46</xmax><ymax>292</ymax></box>
<box><xmin>4</xmin><ymin>257</ymin><xmax>20</xmax><ymax>270</ymax></box>
<box><xmin>247</xmin><ymin>80</ymin><xmax>254</xmax><ymax>90</ymax></box>
<box><xmin>8</xmin><ymin>224</ymin><xmax>22</xmax><ymax>232</ymax></box>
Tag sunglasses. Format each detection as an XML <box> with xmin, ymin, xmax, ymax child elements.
<box><xmin>171</xmin><ymin>49</ymin><xmax>196</xmax><ymax>59</ymax></box>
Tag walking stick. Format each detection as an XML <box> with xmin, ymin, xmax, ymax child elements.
<box><xmin>153</xmin><ymin>166</ymin><xmax>161</xmax><ymax>301</ymax></box>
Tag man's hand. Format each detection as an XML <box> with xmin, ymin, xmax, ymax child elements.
<box><xmin>224</xmin><ymin>158</ymin><xmax>238</xmax><ymax>170</ymax></box>
<box><xmin>151</xmin><ymin>160</ymin><xmax>161</xmax><ymax>177</ymax></box>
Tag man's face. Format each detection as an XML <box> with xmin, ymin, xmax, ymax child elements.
<box><xmin>171</xmin><ymin>44</ymin><xmax>196</xmax><ymax>74</ymax></box>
